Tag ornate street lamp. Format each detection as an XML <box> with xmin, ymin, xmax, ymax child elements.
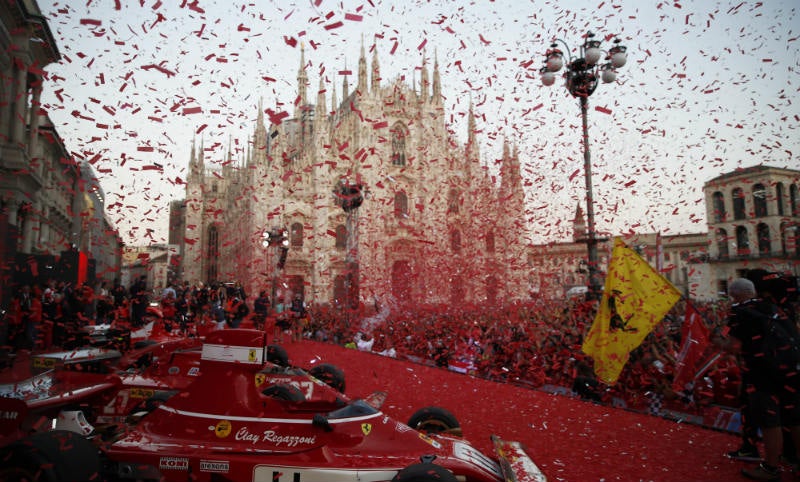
<box><xmin>262</xmin><ymin>227</ymin><xmax>289</xmax><ymax>308</ymax></box>
<box><xmin>541</xmin><ymin>31</ymin><xmax>628</xmax><ymax>300</ymax></box>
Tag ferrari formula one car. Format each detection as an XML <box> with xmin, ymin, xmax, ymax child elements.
<box><xmin>0</xmin><ymin>329</ymin><xmax>547</xmax><ymax>482</ymax></box>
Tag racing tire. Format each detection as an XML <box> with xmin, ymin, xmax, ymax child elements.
<box><xmin>0</xmin><ymin>430</ymin><xmax>100</xmax><ymax>482</ymax></box>
<box><xmin>407</xmin><ymin>406</ymin><xmax>462</xmax><ymax>436</ymax></box>
<box><xmin>263</xmin><ymin>383</ymin><xmax>306</xmax><ymax>402</ymax></box>
<box><xmin>391</xmin><ymin>462</ymin><xmax>459</xmax><ymax>482</ymax></box>
<box><xmin>266</xmin><ymin>344</ymin><xmax>290</xmax><ymax>366</ymax></box>
<box><xmin>309</xmin><ymin>363</ymin><xmax>346</xmax><ymax>393</ymax></box>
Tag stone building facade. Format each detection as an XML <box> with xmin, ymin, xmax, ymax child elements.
<box><xmin>180</xmin><ymin>44</ymin><xmax>529</xmax><ymax>307</ymax></box>
<box><xmin>703</xmin><ymin>165</ymin><xmax>800</xmax><ymax>297</ymax></box>
<box><xmin>0</xmin><ymin>1</ymin><xmax>122</xmax><ymax>310</ymax></box>
<box><xmin>529</xmin><ymin>166</ymin><xmax>799</xmax><ymax>302</ymax></box>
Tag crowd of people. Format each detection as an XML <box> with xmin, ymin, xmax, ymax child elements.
<box><xmin>4</xmin><ymin>272</ymin><xmax>799</xmax><ymax>480</ymax></box>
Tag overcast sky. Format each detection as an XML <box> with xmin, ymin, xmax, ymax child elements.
<box><xmin>38</xmin><ymin>0</ymin><xmax>800</xmax><ymax>246</ymax></box>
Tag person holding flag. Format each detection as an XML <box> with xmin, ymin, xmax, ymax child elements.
<box><xmin>581</xmin><ymin>238</ymin><xmax>682</xmax><ymax>385</ymax></box>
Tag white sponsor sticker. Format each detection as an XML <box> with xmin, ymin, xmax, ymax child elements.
<box><xmin>159</xmin><ymin>457</ymin><xmax>189</xmax><ymax>471</ymax></box>
<box><xmin>200</xmin><ymin>460</ymin><xmax>229</xmax><ymax>473</ymax></box>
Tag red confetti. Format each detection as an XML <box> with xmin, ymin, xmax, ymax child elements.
<box><xmin>372</xmin><ymin>121</ymin><xmax>388</xmax><ymax>129</ymax></box>
<box><xmin>344</xmin><ymin>13</ymin><xmax>363</xmax><ymax>21</ymax></box>
<box><xmin>595</xmin><ymin>106</ymin><xmax>612</xmax><ymax>115</ymax></box>
<box><xmin>79</xmin><ymin>18</ymin><xmax>102</xmax><ymax>26</ymax></box>
<box><xmin>182</xmin><ymin>106</ymin><xmax>202</xmax><ymax>115</ymax></box>
<box><xmin>325</xmin><ymin>21</ymin><xmax>344</xmax><ymax>30</ymax></box>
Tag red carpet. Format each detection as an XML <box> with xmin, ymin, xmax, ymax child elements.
<box><xmin>285</xmin><ymin>339</ymin><xmax>752</xmax><ymax>482</ymax></box>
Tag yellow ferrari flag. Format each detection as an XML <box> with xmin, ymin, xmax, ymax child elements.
<box><xmin>582</xmin><ymin>238</ymin><xmax>681</xmax><ymax>384</ymax></box>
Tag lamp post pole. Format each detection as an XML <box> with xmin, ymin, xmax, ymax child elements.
<box><xmin>262</xmin><ymin>227</ymin><xmax>288</xmax><ymax>309</ymax></box>
<box><xmin>540</xmin><ymin>31</ymin><xmax>628</xmax><ymax>300</ymax></box>
<box><xmin>334</xmin><ymin>179</ymin><xmax>365</xmax><ymax>314</ymax></box>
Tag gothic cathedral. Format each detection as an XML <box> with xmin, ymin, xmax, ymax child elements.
<box><xmin>180</xmin><ymin>42</ymin><xmax>530</xmax><ymax>309</ymax></box>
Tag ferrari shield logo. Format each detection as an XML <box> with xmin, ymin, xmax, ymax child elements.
<box><xmin>255</xmin><ymin>373</ymin><xmax>265</xmax><ymax>387</ymax></box>
<box><xmin>361</xmin><ymin>423</ymin><xmax>372</xmax><ymax>436</ymax></box>
<box><xmin>248</xmin><ymin>349</ymin><xmax>257</xmax><ymax>362</ymax></box>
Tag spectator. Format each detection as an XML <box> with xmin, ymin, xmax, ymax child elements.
<box><xmin>253</xmin><ymin>291</ymin><xmax>269</xmax><ymax>331</ymax></box>
<box><xmin>129</xmin><ymin>276</ymin><xmax>148</xmax><ymax>327</ymax></box>
<box><xmin>722</xmin><ymin>278</ymin><xmax>800</xmax><ymax>481</ymax></box>
<box><xmin>289</xmin><ymin>294</ymin><xmax>306</xmax><ymax>343</ymax></box>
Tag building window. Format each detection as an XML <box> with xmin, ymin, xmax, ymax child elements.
<box><xmin>776</xmin><ymin>183</ymin><xmax>785</xmax><ymax>216</ymax></box>
<box><xmin>206</xmin><ymin>225</ymin><xmax>219</xmax><ymax>282</ymax></box>
<box><xmin>791</xmin><ymin>184</ymin><xmax>799</xmax><ymax>217</ymax></box>
<box><xmin>290</xmin><ymin>222</ymin><xmax>303</xmax><ymax>248</ymax></box>
<box><xmin>450</xmin><ymin>229</ymin><xmax>462</xmax><ymax>252</ymax></box>
<box><xmin>732</xmin><ymin>188</ymin><xmax>746</xmax><ymax>220</ymax></box>
<box><xmin>335</xmin><ymin>224</ymin><xmax>347</xmax><ymax>250</ymax></box>
<box><xmin>780</xmin><ymin>222</ymin><xmax>789</xmax><ymax>255</ymax></box>
<box><xmin>716</xmin><ymin>228</ymin><xmax>729</xmax><ymax>258</ymax></box>
<box><xmin>390</xmin><ymin>122</ymin><xmax>408</xmax><ymax>166</ymax></box>
<box><xmin>447</xmin><ymin>188</ymin><xmax>460</xmax><ymax>214</ymax></box>
<box><xmin>712</xmin><ymin>191</ymin><xmax>726</xmax><ymax>223</ymax></box>
<box><xmin>753</xmin><ymin>183</ymin><xmax>767</xmax><ymax>217</ymax></box>
<box><xmin>394</xmin><ymin>191</ymin><xmax>409</xmax><ymax>219</ymax></box>
<box><xmin>757</xmin><ymin>223</ymin><xmax>771</xmax><ymax>255</ymax></box>
<box><xmin>735</xmin><ymin>225</ymin><xmax>750</xmax><ymax>256</ymax></box>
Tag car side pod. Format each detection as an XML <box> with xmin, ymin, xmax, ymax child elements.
<box><xmin>491</xmin><ymin>435</ymin><xmax>548</xmax><ymax>482</ymax></box>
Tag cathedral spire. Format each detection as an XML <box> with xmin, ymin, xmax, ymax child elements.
<box><xmin>342</xmin><ymin>60</ymin><xmax>350</xmax><ymax>101</ymax></box>
<box><xmin>371</xmin><ymin>43</ymin><xmax>380</xmax><ymax>92</ymax></box>
<box><xmin>467</xmin><ymin>97</ymin><xmax>476</xmax><ymax>146</ymax></box>
<box><xmin>420</xmin><ymin>49</ymin><xmax>429</xmax><ymax>102</ymax></box>
<box><xmin>432</xmin><ymin>48</ymin><xmax>441</xmax><ymax>103</ymax></box>
<box><xmin>296</xmin><ymin>43</ymin><xmax>308</xmax><ymax>116</ymax></box>
<box><xmin>315</xmin><ymin>76</ymin><xmax>327</xmax><ymax>119</ymax></box>
<box><xmin>357</xmin><ymin>35</ymin><xmax>368</xmax><ymax>94</ymax></box>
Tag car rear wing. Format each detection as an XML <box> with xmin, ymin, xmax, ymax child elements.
<box><xmin>491</xmin><ymin>435</ymin><xmax>547</xmax><ymax>482</ymax></box>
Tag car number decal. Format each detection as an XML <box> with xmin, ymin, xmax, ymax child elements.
<box><xmin>252</xmin><ymin>467</ymin><xmax>399</xmax><ymax>482</ymax></box>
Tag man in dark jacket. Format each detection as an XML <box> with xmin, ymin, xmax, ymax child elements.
<box><xmin>725</xmin><ymin>278</ymin><xmax>800</xmax><ymax>481</ymax></box>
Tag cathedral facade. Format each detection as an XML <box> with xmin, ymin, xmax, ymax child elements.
<box><xmin>179</xmin><ymin>43</ymin><xmax>530</xmax><ymax>308</ymax></box>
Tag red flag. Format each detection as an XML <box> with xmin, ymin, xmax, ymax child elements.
<box><xmin>672</xmin><ymin>302</ymin><xmax>711</xmax><ymax>392</ymax></box>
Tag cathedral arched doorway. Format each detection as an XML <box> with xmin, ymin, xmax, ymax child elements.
<box><xmin>392</xmin><ymin>260</ymin><xmax>412</xmax><ymax>304</ymax></box>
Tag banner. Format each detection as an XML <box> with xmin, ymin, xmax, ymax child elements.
<box><xmin>582</xmin><ymin>238</ymin><xmax>681</xmax><ymax>384</ymax></box>
<box><xmin>672</xmin><ymin>302</ymin><xmax>712</xmax><ymax>393</ymax></box>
